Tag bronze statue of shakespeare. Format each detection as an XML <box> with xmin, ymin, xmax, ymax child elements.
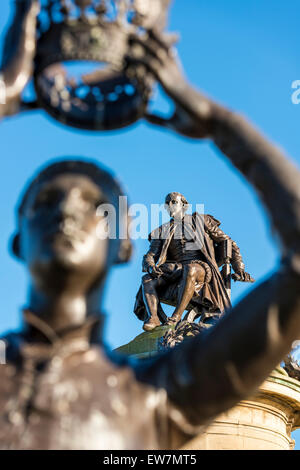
<box><xmin>134</xmin><ymin>192</ymin><xmax>254</xmax><ymax>332</ymax></box>
<box><xmin>1</xmin><ymin>2</ymin><xmax>300</xmax><ymax>451</ymax></box>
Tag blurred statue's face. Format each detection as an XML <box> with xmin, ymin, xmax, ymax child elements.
<box><xmin>165</xmin><ymin>194</ymin><xmax>185</xmax><ymax>220</ymax></box>
<box><xmin>18</xmin><ymin>173</ymin><xmax>113</xmax><ymax>290</ymax></box>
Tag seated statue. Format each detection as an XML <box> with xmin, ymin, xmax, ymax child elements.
<box><xmin>134</xmin><ymin>191</ymin><xmax>254</xmax><ymax>332</ymax></box>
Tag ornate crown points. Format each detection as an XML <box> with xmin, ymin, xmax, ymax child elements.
<box><xmin>38</xmin><ymin>0</ymin><xmax>171</xmax><ymax>31</ymax></box>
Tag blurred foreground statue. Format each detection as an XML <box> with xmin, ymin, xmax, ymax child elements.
<box><xmin>0</xmin><ymin>0</ymin><xmax>172</xmax><ymax>130</ymax></box>
<box><xmin>1</xmin><ymin>8</ymin><xmax>300</xmax><ymax>451</ymax></box>
<box><xmin>134</xmin><ymin>192</ymin><xmax>254</xmax><ymax>332</ymax></box>
<box><xmin>0</xmin><ymin>140</ymin><xmax>299</xmax><ymax>449</ymax></box>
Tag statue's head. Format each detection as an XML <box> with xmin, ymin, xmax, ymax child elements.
<box><xmin>12</xmin><ymin>159</ymin><xmax>132</xmax><ymax>294</ymax></box>
<box><xmin>165</xmin><ymin>192</ymin><xmax>189</xmax><ymax>220</ymax></box>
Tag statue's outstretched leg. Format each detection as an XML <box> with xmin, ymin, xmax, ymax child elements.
<box><xmin>142</xmin><ymin>274</ymin><xmax>167</xmax><ymax>331</ymax></box>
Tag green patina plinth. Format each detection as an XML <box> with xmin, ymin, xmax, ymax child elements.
<box><xmin>115</xmin><ymin>325</ymin><xmax>174</xmax><ymax>359</ymax></box>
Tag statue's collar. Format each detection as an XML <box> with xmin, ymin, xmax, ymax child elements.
<box><xmin>170</xmin><ymin>214</ymin><xmax>193</xmax><ymax>223</ymax></box>
<box><xmin>21</xmin><ymin>309</ymin><xmax>103</xmax><ymax>352</ymax></box>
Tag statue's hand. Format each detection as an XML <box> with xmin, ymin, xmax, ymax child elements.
<box><xmin>126</xmin><ymin>29</ymin><xmax>215</xmax><ymax>139</ymax></box>
<box><xmin>1</xmin><ymin>0</ymin><xmax>39</xmax><ymax>114</ymax></box>
<box><xmin>147</xmin><ymin>265</ymin><xmax>163</xmax><ymax>279</ymax></box>
<box><xmin>232</xmin><ymin>271</ymin><xmax>255</xmax><ymax>283</ymax></box>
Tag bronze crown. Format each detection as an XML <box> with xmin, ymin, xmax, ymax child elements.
<box><xmin>34</xmin><ymin>0</ymin><xmax>172</xmax><ymax>130</ymax></box>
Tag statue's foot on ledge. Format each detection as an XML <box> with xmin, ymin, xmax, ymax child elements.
<box><xmin>143</xmin><ymin>317</ymin><xmax>161</xmax><ymax>332</ymax></box>
<box><xmin>165</xmin><ymin>316</ymin><xmax>181</xmax><ymax>326</ymax></box>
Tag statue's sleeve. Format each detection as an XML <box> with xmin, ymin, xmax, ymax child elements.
<box><xmin>142</xmin><ymin>229</ymin><xmax>163</xmax><ymax>272</ymax></box>
<box><xmin>204</xmin><ymin>214</ymin><xmax>245</xmax><ymax>273</ymax></box>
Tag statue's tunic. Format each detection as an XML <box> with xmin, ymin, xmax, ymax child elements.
<box><xmin>0</xmin><ymin>317</ymin><xmax>205</xmax><ymax>450</ymax></box>
<box><xmin>168</xmin><ymin>236</ymin><xmax>207</xmax><ymax>264</ymax></box>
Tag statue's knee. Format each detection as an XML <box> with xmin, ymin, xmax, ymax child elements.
<box><xmin>186</xmin><ymin>264</ymin><xmax>206</xmax><ymax>282</ymax></box>
<box><xmin>142</xmin><ymin>274</ymin><xmax>152</xmax><ymax>284</ymax></box>
<box><xmin>185</xmin><ymin>264</ymin><xmax>197</xmax><ymax>279</ymax></box>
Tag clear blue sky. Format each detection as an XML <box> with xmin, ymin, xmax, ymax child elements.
<box><xmin>1</xmin><ymin>0</ymin><xmax>300</xmax><ymax>448</ymax></box>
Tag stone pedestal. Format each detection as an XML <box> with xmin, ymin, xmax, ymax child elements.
<box><xmin>181</xmin><ymin>369</ymin><xmax>300</xmax><ymax>450</ymax></box>
<box><xmin>117</xmin><ymin>330</ymin><xmax>300</xmax><ymax>450</ymax></box>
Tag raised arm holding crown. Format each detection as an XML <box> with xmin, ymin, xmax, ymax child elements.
<box><xmin>0</xmin><ymin>0</ymin><xmax>39</xmax><ymax>117</ymax></box>
<box><xmin>128</xmin><ymin>30</ymin><xmax>300</xmax><ymax>421</ymax></box>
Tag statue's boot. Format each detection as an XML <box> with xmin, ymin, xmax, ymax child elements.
<box><xmin>166</xmin><ymin>315</ymin><xmax>181</xmax><ymax>326</ymax></box>
<box><xmin>143</xmin><ymin>315</ymin><xmax>161</xmax><ymax>332</ymax></box>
